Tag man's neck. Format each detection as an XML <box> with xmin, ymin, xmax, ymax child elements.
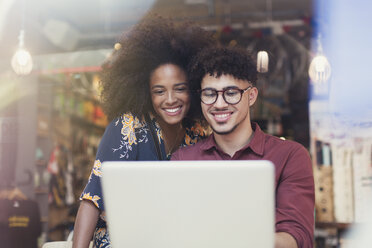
<box><xmin>213</xmin><ymin>122</ymin><xmax>254</xmax><ymax>157</ymax></box>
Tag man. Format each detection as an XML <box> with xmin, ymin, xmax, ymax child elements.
<box><xmin>172</xmin><ymin>46</ymin><xmax>314</xmax><ymax>248</ymax></box>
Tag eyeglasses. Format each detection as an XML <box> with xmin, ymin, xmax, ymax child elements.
<box><xmin>199</xmin><ymin>86</ymin><xmax>252</xmax><ymax>105</ymax></box>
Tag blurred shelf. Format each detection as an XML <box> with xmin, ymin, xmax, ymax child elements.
<box><xmin>35</xmin><ymin>188</ymin><xmax>49</xmax><ymax>194</ymax></box>
<box><xmin>38</xmin><ymin>103</ymin><xmax>52</xmax><ymax>110</ymax></box>
<box><xmin>70</xmin><ymin>114</ymin><xmax>106</xmax><ymax>131</ymax></box>
<box><xmin>36</xmin><ymin>159</ymin><xmax>48</xmax><ymax>167</ymax></box>
<box><xmin>41</xmin><ymin>216</ymin><xmax>49</xmax><ymax>223</ymax></box>
<box><xmin>316</xmin><ymin>222</ymin><xmax>351</xmax><ymax>230</ymax></box>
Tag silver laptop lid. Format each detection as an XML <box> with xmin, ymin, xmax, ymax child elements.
<box><xmin>102</xmin><ymin>160</ymin><xmax>275</xmax><ymax>248</ymax></box>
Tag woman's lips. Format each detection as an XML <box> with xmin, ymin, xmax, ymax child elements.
<box><xmin>163</xmin><ymin>106</ymin><xmax>182</xmax><ymax>116</ymax></box>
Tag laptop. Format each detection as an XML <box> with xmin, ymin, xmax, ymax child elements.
<box><xmin>102</xmin><ymin>160</ymin><xmax>275</xmax><ymax>248</ymax></box>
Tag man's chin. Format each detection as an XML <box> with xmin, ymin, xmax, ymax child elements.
<box><xmin>211</xmin><ymin>124</ymin><xmax>238</xmax><ymax>135</ymax></box>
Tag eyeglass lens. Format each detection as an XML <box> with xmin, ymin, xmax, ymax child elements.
<box><xmin>201</xmin><ymin>88</ymin><xmax>245</xmax><ymax>105</ymax></box>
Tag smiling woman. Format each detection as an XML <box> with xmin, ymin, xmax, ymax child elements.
<box><xmin>72</xmin><ymin>15</ymin><xmax>216</xmax><ymax>248</ymax></box>
<box><xmin>150</xmin><ymin>64</ymin><xmax>190</xmax><ymax>126</ymax></box>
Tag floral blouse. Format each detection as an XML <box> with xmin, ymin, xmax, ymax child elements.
<box><xmin>80</xmin><ymin>113</ymin><xmax>209</xmax><ymax>248</ymax></box>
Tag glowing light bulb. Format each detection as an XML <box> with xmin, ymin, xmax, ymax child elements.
<box><xmin>11</xmin><ymin>48</ymin><xmax>33</xmax><ymax>75</ymax></box>
<box><xmin>257</xmin><ymin>51</ymin><xmax>269</xmax><ymax>73</ymax></box>
<box><xmin>114</xmin><ymin>43</ymin><xmax>121</xmax><ymax>50</ymax></box>
<box><xmin>308</xmin><ymin>54</ymin><xmax>331</xmax><ymax>83</ymax></box>
<box><xmin>15</xmin><ymin>49</ymin><xmax>31</xmax><ymax>66</ymax></box>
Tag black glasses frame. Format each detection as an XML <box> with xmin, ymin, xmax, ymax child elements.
<box><xmin>198</xmin><ymin>86</ymin><xmax>252</xmax><ymax>105</ymax></box>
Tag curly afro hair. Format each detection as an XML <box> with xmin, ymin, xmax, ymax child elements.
<box><xmin>187</xmin><ymin>46</ymin><xmax>258</xmax><ymax>118</ymax></box>
<box><xmin>99</xmin><ymin>16</ymin><xmax>216</xmax><ymax>121</ymax></box>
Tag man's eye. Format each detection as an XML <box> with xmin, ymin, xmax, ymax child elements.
<box><xmin>225</xmin><ymin>89</ymin><xmax>239</xmax><ymax>96</ymax></box>
<box><xmin>202</xmin><ymin>90</ymin><xmax>216</xmax><ymax>97</ymax></box>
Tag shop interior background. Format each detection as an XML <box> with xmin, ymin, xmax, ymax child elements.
<box><xmin>0</xmin><ymin>0</ymin><xmax>371</xmax><ymax>247</ymax></box>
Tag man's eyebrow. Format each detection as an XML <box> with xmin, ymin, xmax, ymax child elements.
<box><xmin>201</xmin><ymin>86</ymin><xmax>239</xmax><ymax>90</ymax></box>
<box><xmin>222</xmin><ymin>86</ymin><xmax>240</xmax><ymax>90</ymax></box>
<box><xmin>201</xmin><ymin>87</ymin><xmax>216</xmax><ymax>90</ymax></box>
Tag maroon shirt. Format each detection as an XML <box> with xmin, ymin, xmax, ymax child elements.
<box><xmin>172</xmin><ymin>122</ymin><xmax>315</xmax><ymax>248</ymax></box>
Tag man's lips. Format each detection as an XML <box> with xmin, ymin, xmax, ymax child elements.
<box><xmin>212</xmin><ymin>112</ymin><xmax>232</xmax><ymax>122</ymax></box>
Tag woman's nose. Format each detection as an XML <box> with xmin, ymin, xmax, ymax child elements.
<box><xmin>165</xmin><ymin>91</ymin><xmax>177</xmax><ymax>104</ymax></box>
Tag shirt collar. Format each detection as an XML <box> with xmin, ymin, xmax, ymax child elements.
<box><xmin>200</xmin><ymin>122</ymin><xmax>265</xmax><ymax>156</ymax></box>
<box><xmin>246</xmin><ymin>122</ymin><xmax>265</xmax><ymax>156</ymax></box>
<box><xmin>200</xmin><ymin>134</ymin><xmax>217</xmax><ymax>151</ymax></box>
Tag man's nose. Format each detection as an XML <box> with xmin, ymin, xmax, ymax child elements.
<box><xmin>214</xmin><ymin>92</ymin><xmax>228</xmax><ymax>108</ymax></box>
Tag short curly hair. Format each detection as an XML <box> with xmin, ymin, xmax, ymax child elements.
<box><xmin>188</xmin><ymin>46</ymin><xmax>258</xmax><ymax>118</ymax></box>
<box><xmin>100</xmin><ymin>16</ymin><xmax>215</xmax><ymax>121</ymax></box>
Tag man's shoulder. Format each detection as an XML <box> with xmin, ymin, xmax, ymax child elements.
<box><xmin>264</xmin><ymin>132</ymin><xmax>307</xmax><ymax>153</ymax></box>
<box><xmin>172</xmin><ymin>138</ymin><xmax>210</xmax><ymax>160</ymax></box>
<box><xmin>261</xmin><ymin>133</ymin><xmax>312</xmax><ymax>171</ymax></box>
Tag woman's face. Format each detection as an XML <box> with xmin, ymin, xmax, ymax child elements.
<box><xmin>150</xmin><ymin>64</ymin><xmax>190</xmax><ymax>126</ymax></box>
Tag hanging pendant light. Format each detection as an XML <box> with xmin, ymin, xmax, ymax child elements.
<box><xmin>308</xmin><ymin>34</ymin><xmax>331</xmax><ymax>83</ymax></box>
<box><xmin>257</xmin><ymin>51</ymin><xmax>269</xmax><ymax>73</ymax></box>
<box><xmin>256</xmin><ymin>0</ymin><xmax>272</xmax><ymax>73</ymax></box>
<box><xmin>11</xmin><ymin>30</ymin><xmax>33</xmax><ymax>75</ymax></box>
<box><xmin>11</xmin><ymin>0</ymin><xmax>33</xmax><ymax>76</ymax></box>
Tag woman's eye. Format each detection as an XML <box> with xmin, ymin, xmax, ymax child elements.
<box><xmin>152</xmin><ymin>90</ymin><xmax>165</xmax><ymax>95</ymax></box>
<box><xmin>175</xmin><ymin>87</ymin><xmax>187</xmax><ymax>93</ymax></box>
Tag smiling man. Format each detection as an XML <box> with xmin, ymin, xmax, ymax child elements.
<box><xmin>172</xmin><ymin>46</ymin><xmax>315</xmax><ymax>248</ymax></box>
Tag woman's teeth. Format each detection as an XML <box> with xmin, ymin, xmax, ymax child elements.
<box><xmin>165</xmin><ymin>107</ymin><xmax>181</xmax><ymax>113</ymax></box>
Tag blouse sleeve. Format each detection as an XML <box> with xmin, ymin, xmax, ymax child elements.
<box><xmin>80</xmin><ymin>114</ymin><xmax>139</xmax><ymax>211</ymax></box>
<box><xmin>183</xmin><ymin>121</ymin><xmax>211</xmax><ymax>147</ymax></box>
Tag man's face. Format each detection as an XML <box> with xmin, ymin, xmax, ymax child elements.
<box><xmin>200</xmin><ymin>74</ymin><xmax>257</xmax><ymax>135</ymax></box>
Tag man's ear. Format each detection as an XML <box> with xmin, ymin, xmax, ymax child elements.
<box><xmin>248</xmin><ymin>87</ymin><xmax>258</xmax><ymax>107</ymax></box>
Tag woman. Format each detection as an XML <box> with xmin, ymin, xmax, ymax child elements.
<box><xmin>72</xmin><ymin>16</ymin><xmax>215</xmax><ymax>248</ymax></box>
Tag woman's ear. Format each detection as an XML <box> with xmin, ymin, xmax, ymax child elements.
<box><xmin>248</xmin><ymin>87</ymin><xmax>258</xmax><ymax>107</ymax></box>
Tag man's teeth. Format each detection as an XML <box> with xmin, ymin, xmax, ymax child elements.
<box><xmin>215</xmin><ymin>113</ymin><xmax>229</xmax><ymax>118</ymax></box>
<box><xmin>165</xmin><ymin>107</ymin><xmax>181</xmax><ymax>113</ymax></box>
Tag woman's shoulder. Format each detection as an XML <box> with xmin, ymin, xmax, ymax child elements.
<box><xmin>97</xmin><ymin>112</ymin><xmax>150</xmax><ymax>160</ymax></box>
<box><xmin>184</xmin><ymin>119</ymin><xmax>211</xmax><ymax>146</ymax></box>
<box><xmin>117</xmin><ymin>113</ymin><xmax>146</xmax><ymax>128</ymax></box>
<box><xmin>185</xmin><ymin>119</ymin><xmax>211</xmax><ymax>136</ymax></box>
<box><xmin>105</xmin><ymin>113</ymin><xmax>147</xmax><ymax>132</ymax></box>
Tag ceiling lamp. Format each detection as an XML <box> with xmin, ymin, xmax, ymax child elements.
<box><xmin>256</xmin><ymin>0</ymin><xmax>272</xmax><ymax>73</ymax></box>
<box><xmin>11</xmin><ymin>30</ymin><xmax>33</xmax><ymax>75</ymax></box>
<box><xmin>308</xmin><ymin>35</ymin><xmax>331</xmax><ymax>83</ymax></box>
<box><xmin>11</xmin><ymin>0</ymin><xmax>33</xmax><ymax>76</ymax></box>
<box><xmin>257</xmin><ymin>51</ymin><xmax>269</xmax><ymax>73</ymax></box>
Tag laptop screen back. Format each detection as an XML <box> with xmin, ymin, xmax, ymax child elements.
<box><xmin>102</xmin><ymin>160</ymin><xmax>275</xmax><ymax>248</ymax></box>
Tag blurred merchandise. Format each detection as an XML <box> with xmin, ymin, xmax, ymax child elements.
<box><xmin>35</xmin><ymin>71</ymin><xmax>106</xmax><ymax>241</ymax></box>
<box><xmin>313</xmin><ymin>164</ymin><xmax>334</xmax><ymax>223</ymax></box>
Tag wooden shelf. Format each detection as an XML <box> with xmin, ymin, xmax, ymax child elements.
<box><xmin>35</xmin><ymin>188</ymin><xmax>48</xmax><ymax>194</ymax></box>
<box><xmin>38</xmin><ymin>103</ymin><xmax>51</xmax><ymax>110</ymax></box>
<box><xmin>316</xmin><ymin>222</ymin><xmax>351</xmax><ymax>230</ymax></box>
<box><xmin>37</xmin><ymin>131</ymin><xmax>50</xmax><ymax>139</ymax></box>
<box><xmin>36</xmin><ymin>159</ymin><xmax>48</xmax><ymax>167</ymax></box>
<box><xmin>70</xmin><ymin>114</ymin><xmax>106</xmax><ymax>131</ymax></box>
<box><xmin>41</xmin><ymin>216</ymin><xmax>49</xmax><ymax>223</ymax></box>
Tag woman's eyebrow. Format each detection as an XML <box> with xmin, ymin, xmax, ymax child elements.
<box><xmin>151</xmin><ymin>85</ymin><xmax>165</xmax><ymax>89</ymax></box>
<box><xmin>174</xmin><ymin>82</ymin><xmax>187</xmax><ymax>87</ymax></box>
<box><xmin>151</xmin><ymin>82</ymin><xmax>187</xmax><ymax>89</ymax></box>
